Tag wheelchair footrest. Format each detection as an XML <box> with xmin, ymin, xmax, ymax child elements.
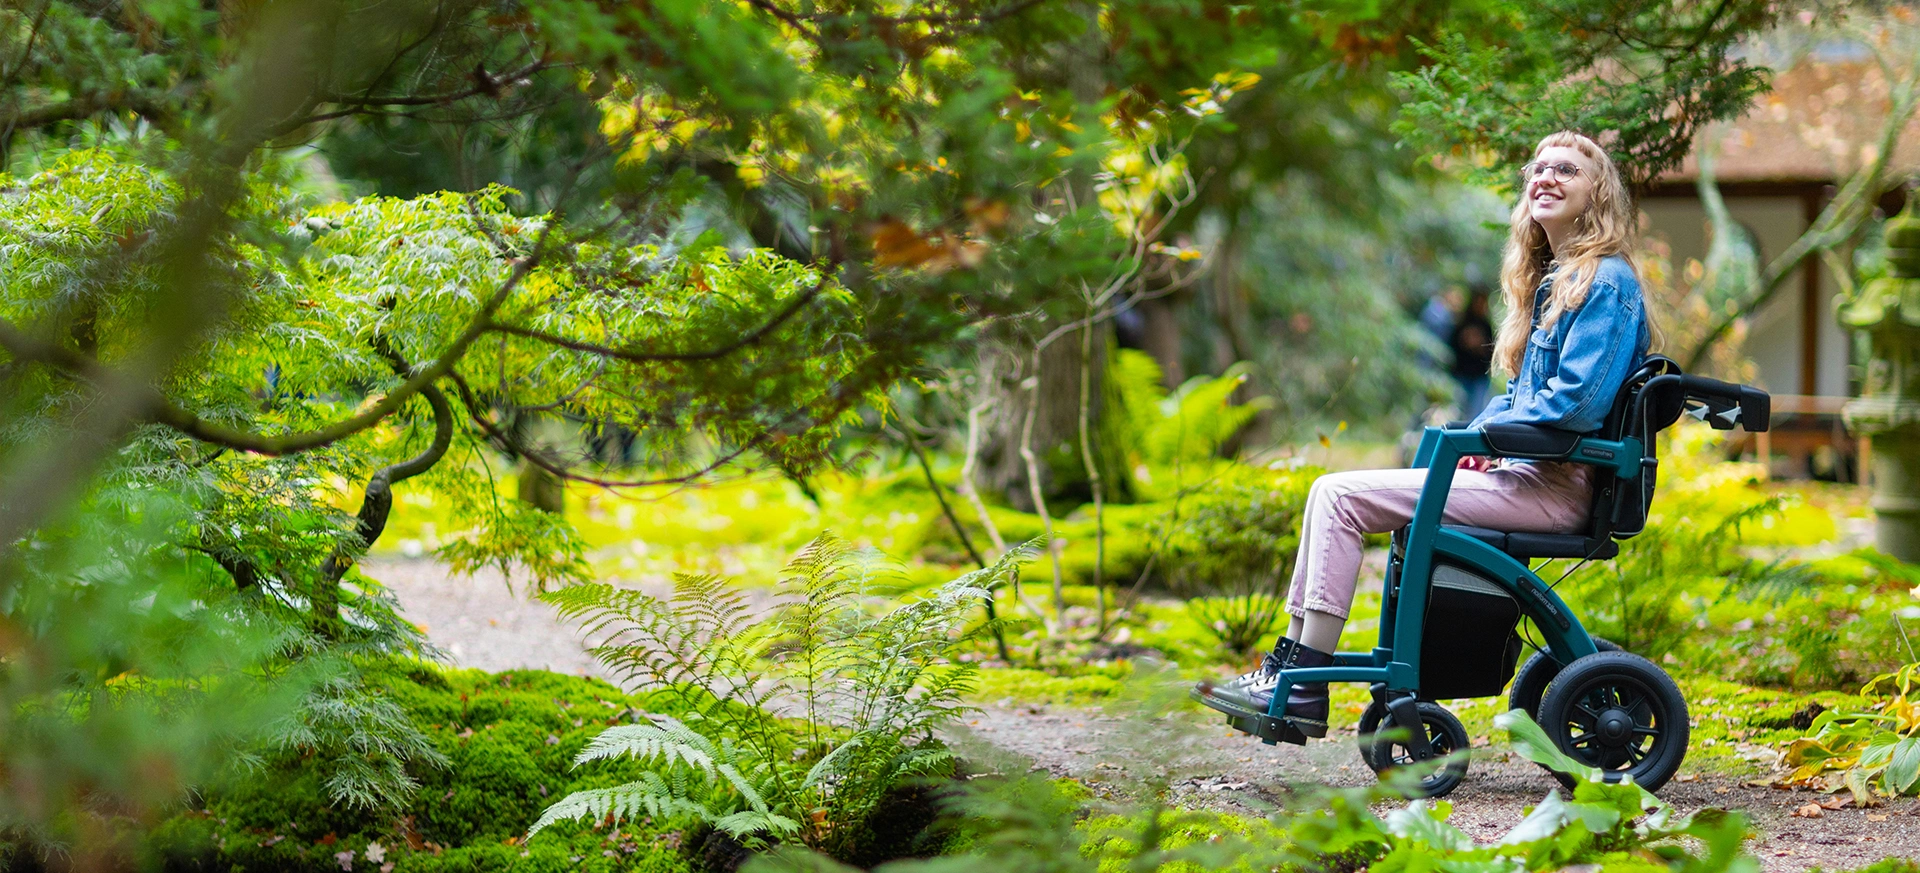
<box><xmin>1233</xmin><ymin>712</ymin><xmax>1308</xmax><ymax>746</ymax></box>
<box><xmin>1190</xmin><ymin>687</ymin><xmax>1308</xmax><ymax>745</ymax></box>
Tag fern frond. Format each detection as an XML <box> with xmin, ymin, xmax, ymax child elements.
<box><xmin>528</xmin><ymin>777</ymin><xmax>714</xmax><ymax>836</ymax></box>
<box><xmin>714</xmin><ymin>809</ymin><xmax>802</xmax><ymax>839</ymax></box>
<box><xmin>714</xmin><ymin>761</ymin><xmax>776</xmax><ymax>813</ymax></box>
<box><xmin>573</xmin><ymin>718</ymin><xmax>719</xmax><ymax>772</ymax></box>
<box><xmin>799</xmin><ymin>736</ymin><xmax>864</xmax><ymax>790</ymax></box>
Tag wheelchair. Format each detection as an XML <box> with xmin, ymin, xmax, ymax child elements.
<box><xmin>1202</xmin><ymin>356</ymin><xmax>1770</xmax><ymax>797</ymax></box>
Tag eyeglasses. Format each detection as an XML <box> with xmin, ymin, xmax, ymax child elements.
<box><xmin>1521</xmin><ymin>161</ymin><xmax>1582</xmax><ymax>185</ymax></box>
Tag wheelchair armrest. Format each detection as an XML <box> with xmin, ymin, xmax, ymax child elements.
<box><xmin>1480</xmin><ymin>423</ymin><xmax>1582</xmax><ymax>459</ymax></box>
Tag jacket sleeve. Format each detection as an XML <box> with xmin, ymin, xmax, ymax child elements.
<box><xmin>1468</xmin><ymin>380</ymin><xmax>1514</xmax><ymax>428</ymax></box>
<box><xmin>1509</xmin><ymin>278</ymin><xmax>1641</xmax><ymax>433</ymax></box>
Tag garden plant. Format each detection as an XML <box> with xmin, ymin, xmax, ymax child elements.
<box><xmin>5</xmin><ymin>0</ymin><xmax>1920</xmax><ymax>871</ymax></box>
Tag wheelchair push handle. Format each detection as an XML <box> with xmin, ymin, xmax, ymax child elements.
<box><xmin>1642</xmin><ymin>373</ymin><xmax>1771</xmax><ymax>433</ymax></box>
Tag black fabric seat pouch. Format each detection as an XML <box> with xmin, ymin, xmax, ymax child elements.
<box><xmin>1441</xmin><ymin>525</ymin><xmax>1620</xmax><ymax>561</ymax></box>
<box><xmin>1504</xmin><ymin>531</ymin><xmax>1619</xmax><ymax>560</ymax></box>
<box><xmin>1419</xmin><ymin>562</ymin><xmax>1523</xmax><ymax>699</ymax></box>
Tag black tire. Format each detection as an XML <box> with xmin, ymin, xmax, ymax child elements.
<box><xmin>1357</xmin><ymin>700</ymin><xmax>1387</xmax><ymax>771</ymax></box>
<box><xmin>1368</xmin><ymin>701</ymin><xmax>1470</xmax><ymax>798</ymax></box>
<box><xmin>1536</xmin><ymin>651</ymin><xmax>1689</xmax><ymax>792</ymax></box>
<box><xmin>1509</xmin><ymin>637</ymin><xmax>1622</xmax><ymax>719</ymax></box>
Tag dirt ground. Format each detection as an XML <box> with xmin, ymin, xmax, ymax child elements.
<box><xmin>367</xmin><ymin>557</ymin><xmax>1920</xmax><ymax>872</ymax></box>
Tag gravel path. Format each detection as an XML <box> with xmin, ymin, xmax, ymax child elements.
<box><xmin>965</xmin><ymin>703</ymin><xmax>1920</xmax><ymax>872</ymax></box>
<box><xmin>368</xmin><ymin>557</ymin><xmax>1920</xmax><ymax>872</ymax></box>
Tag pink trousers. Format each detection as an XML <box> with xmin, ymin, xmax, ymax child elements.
<box><xmin>1285</xmin><ymin>462</ymin><xmax>1594</xmax><ymax>619</ymax></box>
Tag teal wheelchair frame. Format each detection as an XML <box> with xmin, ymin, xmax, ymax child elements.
<box><xmin>1216</xmin><ymin>357</ymin><xmax>1770</xmax><ymax>796</ymax></box>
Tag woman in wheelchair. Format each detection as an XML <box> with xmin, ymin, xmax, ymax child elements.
<box><xmin>1195</xmin><ymin>131</ymin><xmax>1652</xmax><ymax>740</ymax></box>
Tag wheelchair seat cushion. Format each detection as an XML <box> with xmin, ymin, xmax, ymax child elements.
<box><xmin>1442</xmin><ymin>524</ymin><xmax>1620</xmax><ymax>560</ymax></box>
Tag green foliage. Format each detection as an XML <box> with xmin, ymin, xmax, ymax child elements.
<box><xmin>1391</xmin><ymin>0</ymin><xmax>1780</xmax><ymax>188</ymax></box>
<box><xmin>0</xmin><ymin>485</ymin><xmax>312</xmax><ymax>849</ymax></box>
<box><xmin>271</xmin><ymin>673</ymin><xmax>452</xmax><ymax>813</ymax></box>
<box><xmin>143</xmin><ymin>662</ymin><xmax>698</xmax><ymax>872</ymax></box>
<box><xmin>536</xmin><ymin>534</ymin><xmax>1028</xmax><ymax>860</ymax></box>
<box><xmin>1555</xmin><ymin>425</ymin><xmax>1879</xmax><ymax>680</ymax></box>
<box><xmin>1110</xmin><ymin>350</ymin><xmax>1270</xmax><ymax>471</ymax></box>
<box><xmin>1223</xmin><ymin>178</ymin><xmax>1503</xmax><ymax>438</ymax></box>
<box><xmin>1781</xmin><ymin>663</ymin><xmax>1920</xmax><ymax>804</ymax></box>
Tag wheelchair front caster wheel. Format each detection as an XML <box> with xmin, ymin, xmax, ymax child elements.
<box><xmin>1355</xmin><ymin>701</ymin><xmax>1387</xmax><ymax>771</ymax></box>
<box><xmin>1366</xmin><ymin>701</ymin><xmax>1469</xmax><ymax>798</ymax></box>
<box><xmin>1536</xmin><ymin>651</ymin><xmax>1689</xmax><ymax>792</ymax></box>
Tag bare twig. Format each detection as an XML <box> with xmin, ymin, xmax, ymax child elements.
<box><xmin>894</xmin><ymin>419</ymin><xmax>1011</xmax><ymax>661</ymax></box>
<box><xmin>1074</xmin><ymin>312</ymin><xmax>1109</xmax><ymax>635</ymax></box>
<box><xmin>1017</xmin><ymin>348</ymin><xmax>1067</xmax><ymax>633</ymax></box>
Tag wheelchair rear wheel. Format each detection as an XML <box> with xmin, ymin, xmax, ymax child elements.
<box><xmin>1365</xmin><ymin>701</ymin><xmax>1470</xmax><ymax>798</ymax></box>
<box><xmin>1536</xmin><ymin>651</ymin><xmax>1689</xmax><ymax>792</ymax></box>
<box><xmin>1508</xmin><ymin>637</ymin><xmax>1621</xmax><ymax>720</ymax></box>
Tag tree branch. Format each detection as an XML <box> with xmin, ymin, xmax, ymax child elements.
<box><xmin>317</xmin><ymin>380</ymin><xmax>454</xmax><ymax>586</ymax></box>
<box><xmin>313</xmin><ymin>59</ymin><xmax>556</xmax><ymax>111</ymax></box>
<box><xmin>444</xmin><ymin>370</ymin><xmax>785</xmax><ymax>489</ymax></box>
<box><xmin>0</xmin><ymin>251</ymin><xmax>542</xmax><ymax>455</ymax></box>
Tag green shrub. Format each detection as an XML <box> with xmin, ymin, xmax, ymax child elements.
<box><xmin>141</xmin><ymin>661</ymin><xmax>696</xmax><ymax>872</ymax></box>
<box><xmin>1152</xmin><ymin>464</ymin><xmax>1317</xmax><ymax>654</ymax></box>
<box><xmin>1555</xmin><ymin>423</ymin><xmax>1911</xmax><ymax>688</ymax></box>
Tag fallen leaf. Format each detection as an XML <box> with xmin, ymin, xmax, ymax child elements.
<box><xmin>1817</xmin><ymin>796</ymin><xmax>1851</xmax><ymax>810</ymax></box>
<box><xmin>1675</xmin><ymin>773</ymin><xmax>1699</xmax><ymax>782</ymax></box>
<box><xmin>1868</xmin><ymin>813</ymin><xmax>1890</xmax><ymax>822</ymax></box>
<box><xmin>1792</xmin><ymin>803</ymin><xmax>1824</xmax><ymax>818</ymax></box>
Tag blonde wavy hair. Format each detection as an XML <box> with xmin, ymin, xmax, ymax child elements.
<box><xmin>1492</xmin><ymin>131</ymin><xmax>1640</xmax><ymax>376</ymax></box>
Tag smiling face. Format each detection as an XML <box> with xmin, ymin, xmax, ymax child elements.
<box><xmin>1525</xmin><ymin>145</ymin><xmax>1595</xmax><ymax>242</ymax></box>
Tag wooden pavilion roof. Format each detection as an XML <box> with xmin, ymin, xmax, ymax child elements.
<box><xmin>1658</xmin><ymin>57</ymin><xmax>1920</xmax><ymax>186</ymax></box>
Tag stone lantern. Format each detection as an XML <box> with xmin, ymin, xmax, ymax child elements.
<box><xmin>1841</xmin><ymin>193</ymin><xmax>1920</xmax><ymax>561</ymax></box>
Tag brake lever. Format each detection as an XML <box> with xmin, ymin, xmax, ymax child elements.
<box><xmin>1683</xmin><ymin>398</ymin><xmax>1744</xmax><ymax>430</ymax></box>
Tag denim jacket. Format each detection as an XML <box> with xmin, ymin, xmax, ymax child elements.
<box><xmin>1469</xmin><ymin>254</ymin><xmax>1649</xmax><ymax>435</ymax></box>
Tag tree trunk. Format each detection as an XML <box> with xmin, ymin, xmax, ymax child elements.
<box><xmin>983</xmin><ymin>323</ymin><xmax>1134</xmax><ymax>511</ymax></box>
<box><xmin>1138</xmin><ymin>296</ymin><xmax>1185</xmax><ymax>389</ymax></box>
<box><xmin>517</xmin><ymin>457</ymin><xmax>565</xmax><ymax>514</ymax></box>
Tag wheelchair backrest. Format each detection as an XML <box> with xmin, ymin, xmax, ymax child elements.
<box><xmin>1586</xmin><ymin>354</ymin><xmax>1771</xmax><ymax>541</ymax></box>
<box><xmin>1588</xmin><ymin>355</ymin><xmax>1683</xmax><ymax>541</ymax></box>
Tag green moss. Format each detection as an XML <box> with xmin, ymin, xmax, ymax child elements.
<box><xmin>142</xmin><ymin>660</ymin><xmax>696</xmax><ymax>872</ymax></box>
<box><xmin>971</xmin><ymin>665</ymin><xmax>1130</xmax><ymax>705</ymax></box>
<box><xmin>1667</xmin><ymin>676</ymin><xmax>1869</xmax><ymax>777</ymax></box>
<box><xmin>1823</xmin><ymin>861</ymin><xmax>1920</xmax><ymax>873</ymax></box>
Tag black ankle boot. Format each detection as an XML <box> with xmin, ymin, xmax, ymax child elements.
<box><xmin>1192</xmin><ymin>636</ymin><xmax>1297</xmax><ymax>714</ymax></box>
<box><xmin>1282</xmin><ymin>643</ymin><xmax>1336</xmax><ymax>738</ymax></box>
<box><xmin>1228</xmin><ymin>636</ymin><xmax>1296</xmax><ymax>690</ymax></box>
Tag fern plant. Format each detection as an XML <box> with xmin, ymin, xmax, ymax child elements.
<box><xmin>530</xmin><ymin>533</ymin><xmax>1030</xmax><ymax>859</ymax></box>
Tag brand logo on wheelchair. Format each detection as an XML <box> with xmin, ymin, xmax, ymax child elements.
<box><xmin>1518</xmin><ymin>578</ymin><xmax>1572</xmax><ymax>630</ymax></box>
<box><xmin>1578</xmin><ymin>446</ymin><xmax>1615</xmax><ymax>460</ymax></box>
